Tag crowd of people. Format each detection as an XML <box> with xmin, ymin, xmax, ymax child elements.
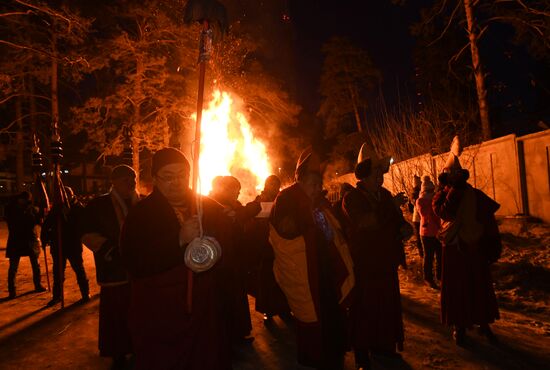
<box><xmin>3</xmin><ymin>141</ymin><xmax>503</xmax><ymax>370</ymax></box>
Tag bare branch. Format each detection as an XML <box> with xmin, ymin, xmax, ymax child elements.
<box><xmin>428</xmin><ymin>0</ymin><xmax>463</xmax><ymax>46</ymax></box>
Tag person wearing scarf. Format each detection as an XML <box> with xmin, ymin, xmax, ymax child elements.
<box><xmin>120</xmin><ymin>147</ymin><xmax>233</xmax><ymax>370</ymax></box>
<box><xmin>81</xmin><ymin>165</ymin><xmax>139</xmax><ymax>369</ymax></box>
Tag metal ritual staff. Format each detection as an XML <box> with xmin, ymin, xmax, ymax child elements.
<box><xmin>31</xmin><ymin>135</ymin><xmax>51</xmax><ymax>291</ymax></box>
<box><xmin>50</xmin><ymin>123</ymin><xmax>70</xmax><ymax>308</ymax></box>
<box><xmin>183</xmin><ymin>0</ymin><xmax>228</xmax><ymax>313</ymax></box>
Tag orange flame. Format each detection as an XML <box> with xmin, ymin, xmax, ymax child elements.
<box><xmin>194</xmin><ymin>90</ymin><xmax>271</xmax><ymax>202</ymax></box>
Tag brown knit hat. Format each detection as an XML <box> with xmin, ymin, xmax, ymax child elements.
<box><xmin>151</xmin><ymin>147</ymin><xmax>190</xmax><ymax>176</ymax></box>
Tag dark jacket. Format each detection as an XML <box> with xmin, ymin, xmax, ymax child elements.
<box><xmin>5</xmin><ymin>198</ymin><xmax>41</xmax><ymax>258</ymax></box>
<box><xmin>81</xmin><ymin>193</ymin><xmax>129</xmax><ymax>285</ymax></box>
<box><xmin>41</xmin><ymin>200</ymin><xmax>85</xmax><ymax>257</ymax></box>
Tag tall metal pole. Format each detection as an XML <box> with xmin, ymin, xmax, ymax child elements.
<box><xmin>188</xmin><ymin>20</ymin><xmax>212</xmax><ymax>314</ymax></box>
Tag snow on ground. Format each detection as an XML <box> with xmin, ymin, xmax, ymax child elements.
<box><xmin>0</xmin><ymin>220</ymin><xmax>549</xmax><ymax>369</ymax></box>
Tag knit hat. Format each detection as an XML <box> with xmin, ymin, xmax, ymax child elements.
<box><xmin>295</xmin><ymin>147</ymin><xmax>322</xmax><ymax>181</ymax></box>
<box><xmin>151</xmin><ymin>147</ymin><xmax>190</xmax><ymax>176</ymax></box>
<box><xmin>421</xmin><ymin>176</ymin><xmax>435</xmax><ymax>192</ymax></box>
<box><xmin>110</xmin><ymin>165</ymin><xmax>136</xmax><ymax>180</ymax></box>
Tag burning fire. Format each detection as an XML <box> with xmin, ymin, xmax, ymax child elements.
<box><xmin>195</xmin><ymin>90</ymin><xmax>271</xmax><ymax>202</ymax></box>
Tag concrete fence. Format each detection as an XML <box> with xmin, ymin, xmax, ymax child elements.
<box><xmin>330</xmin><ymin>130</ymin><xmax>550</xmax><ymax>224</ymax></box>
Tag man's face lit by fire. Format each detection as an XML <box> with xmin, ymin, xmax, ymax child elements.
<box><xmin>154</xmin><ymin>163</ymin><xmax>190</xmax><ymax>205</ymax></box>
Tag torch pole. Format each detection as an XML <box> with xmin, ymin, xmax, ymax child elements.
<box><xmin>188</xmin><ymin>20</ymin><xmax>210</xmax><ymax>314</ymax></box>
<box><xmin>43</xmin><ymin>246</ymin><xmax>51</xmax><ymax>292</ymax></box>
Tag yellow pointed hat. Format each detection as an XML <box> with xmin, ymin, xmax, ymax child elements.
<box><xmin>443</xmin><ymin>136</ymin><xmax>462</xmax><ymax>173</ymax></box>
<box><xmin>357</xmin><ymin>142</ymin><xmax>391</xmax><ymax>173</ymax></box>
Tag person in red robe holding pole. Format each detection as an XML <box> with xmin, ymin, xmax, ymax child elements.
<box><xmin>432</xmin><ymin>136</ymin><xmax>501</xmax><ymax>346</ymax></box>
<box><xmin>120</xmin><ymin>148</ymin><xmax>233</xmax><ymax>370</ymax></box>
<box><xmin>342</xmin><ymin>143</ymin><xmax>412</xmax><ymax>370</ymax></box>
<box><xmin>269</xmin><ymin>148</ymin><xmax>354</xmax><ymax>370</ymax></box>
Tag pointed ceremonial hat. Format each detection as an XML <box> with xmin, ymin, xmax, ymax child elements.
<box><xmin>357</xmin><ymin>142</ymin><xmax>391</xmax><ymax>173</ymax></box>
<box><xmin>295</xmin><ymin>146</ymin><xmax>322</xmax><ymax>179</ymax></box>
<box><xmin>443</xmin><ymin>136</ymin><xmax>463</xmax><ymax>173</ymax></box>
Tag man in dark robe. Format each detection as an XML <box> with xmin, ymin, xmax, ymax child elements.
<box><xmin>81</xmin><ymin>165</ymin><xmax>138</xmax><ymax>369</ymax></box>
<box><xmin>250</xmin><ymin>175</ymin><xmax>290</xmax><ymax>321</ymax></box>
<box><xmin>270</xmin><ymin>148</ymin><xmax>354</xmax><ymax>370</ymax></box>
<box><xmin>120</xmin><ymin>148</ymin><xmax>233</xmax><ymax>370</ymax></box>
<box><xmin>432</xmin><ymin>137</ymin><xmax>501</xmax><ymax>346</ymax></box>
<box><xmin>210</xmin><ymin>175</ymin><xmax>260</xmax><ymax>344</ymax></box>
<box><xmin>342</xmin><ymin>143</ymin><xmax>412</xmax><ymax>369</ymax></box>
<box><xmin>5</xmin><ymin>191</ymin><xmax>46</xmax><ymax>298</ymax></box>
<box><xmin>41</xmin><ymin>186</ymin><xmax>89</xmax><ymax>306</ymax></box>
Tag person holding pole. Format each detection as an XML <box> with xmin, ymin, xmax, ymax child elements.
<box><xmin>120</xmin><ymin>148</ymin><xmax>233</xmax><ymax>370</ymax></box>
<box><xmin>41</xmin><ymin>186</ymin><xmax>89</xmax><ymax>307</ymax></box>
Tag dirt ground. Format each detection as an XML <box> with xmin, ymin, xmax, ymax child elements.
<box><xmin>0</xmin><ymin>220</ymin><xmax>549</xmax><ymax>370</ymax></box>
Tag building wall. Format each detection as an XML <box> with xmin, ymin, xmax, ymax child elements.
<box><xmin>518</xmin><ymin>131</ymin><xmax>550</xmax><ymax>223</ymax></box>
<box><xmin>332</xmin><ymin>130</ymin><xmax>550</xmax><ymax>223</ymax></box>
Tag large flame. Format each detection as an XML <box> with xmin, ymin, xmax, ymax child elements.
<box><xmin>195</xmin><ymin>90</ymin><xmax>271</xmax><ymax>202</ymax></box>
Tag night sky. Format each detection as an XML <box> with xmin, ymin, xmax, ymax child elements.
<box><xmin>289</xmin><ymin>0</ymin><xmax>424</xmax><ymax>113</ymax></box>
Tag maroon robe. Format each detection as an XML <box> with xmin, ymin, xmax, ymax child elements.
<box><xmin>342</xmin><ymin>183</ymin><xmax>407</xmax><ymax>353</ymax></box>
<box><xmin>120</xmin><ymin>190</ymin><xmax>233</xmax><ymax>370</ymax></box>
<box><xmin>433</xmin><ymin>184</ymin><xmax>500</xmax><ymax>328</ymax></box>
<box><xmin>270</xmin><ymin>183</ymin><xmax>349</xmax><ymax>369</ymax></box>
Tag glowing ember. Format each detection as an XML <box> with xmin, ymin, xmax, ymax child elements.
<box><xmin>194</xmin><ymin>90</ymin><xmax>271</xmax><ymax>202</ymax></box>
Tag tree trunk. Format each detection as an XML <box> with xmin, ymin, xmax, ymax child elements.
<box><xmin>132</xmin><ymin>57</ymin><xmax>144</xmax><ymax>189</ymax></box>
<box><xmin>132</xmin><ymin>136</ymin><xmax>140</xmax><ymax>190</ymax></box>
<box><xmin>348</xmin><ymin>83</ymin><xmax>363</xmax><ymax>132</ymax></box>
<box><xmin>28</xmin><ymin>77</ymin><xmax>37</xmax><ymax>135</ymax></box>
<box><xmin>15</xmin><ymin>97</ymin><xmax>25</xmax><ymax>192</ymax></box>
<box><xmin>463</xmin><ymin>0</ymin><xmax>491</xmax><ymax>140</ymax></box>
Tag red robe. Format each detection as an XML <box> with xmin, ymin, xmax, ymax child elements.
<box><xmin>433</xmin><ymin>184</ymin><xmax>501</xmax><ymax>328</ymax></box>
<box><xmin>270</xmin><ymin>183</ymin><xmax>352</xmax><ymax>369</ymax></box>
<box><xmin>120</xmin><ymin>190</ymin><xmax>233</xmax><ymax>370</ymax></box>
<box><xmin>342</xmin><ymin>183</ymin><xmax>407</xmax><ymax>353</ymax></box>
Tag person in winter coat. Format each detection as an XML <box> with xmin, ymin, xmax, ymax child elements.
<box><xmin>432</xmin><ymin>137</ymin><xmax>501</xmax><ymax>346</ymax></box>
<box><xmin>41</xmin><ymin>186</ymin><xmax>89</xmax><ymax>306</ymax></box>
<box><xmin>410</xmin><ymin>175</ymin><xmax>423</xmax><ymax>258</ymax></box>
<box><xmin>5</xmin><ymin>191</ymin><xmax>46</xmax><ymax>298</ymax></box>
<box><xmin>81</xmin><ymin>165</ymin><xmax>138</xmax><ymax>369</ymax></box>
<box><xmin>342</xmin><ymin>143</ymin><xmax>412</xmax><ymax>370</ymax></box>
<box><xmin>210</xmin><ymin>175</ymin><xmax>260</xmax><ymax>344</ymax></box>
<box><xmin>415</xmin><ymin>176</ymin><xmax>442</xmax><ymax>288</ymax></box>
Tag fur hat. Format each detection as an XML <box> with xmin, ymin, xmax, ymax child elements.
<box><xmin>421</xmin><ymin>176</ymin><xmax>435</xmax><ymax>192</ymax></box>
<box><xmin>151</xmin><ymin>147</ymin><xmax>190</xmax><ymax>176</ymax></box>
